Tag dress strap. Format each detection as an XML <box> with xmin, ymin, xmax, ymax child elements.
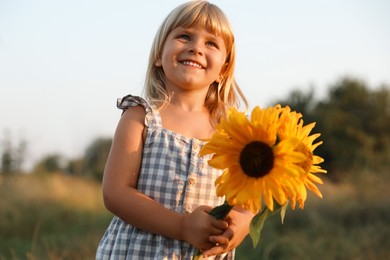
<box><xmin>116</xmin><ymin>94</ymin><xmax>162</xmax><ymax>128</ymax></box>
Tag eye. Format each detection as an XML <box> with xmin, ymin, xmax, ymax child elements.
<box><xmin>206</xmin><ymin>41</ymin><xmax>218</xmax><ymax>48</ymax></box>
<box><xmin>178</xmin><ymin>34</ymin><xmax>190</xmax><ymax>41</ymax></box>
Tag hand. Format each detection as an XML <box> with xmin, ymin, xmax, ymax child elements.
<box><xmin>181</xmin><ymin>205</ymin><xmax>228</xmax><ymax>251</ymax></box>
<box><xmin>201</xmin><ymin>206</ymin><xmax>254</xmax><ymax>257</ymax></box>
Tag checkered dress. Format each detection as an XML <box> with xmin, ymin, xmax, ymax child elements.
<box><xmin>96</xmin><ymin>95</ymin><xmax>234</xmax><ymax>260</ymax></box>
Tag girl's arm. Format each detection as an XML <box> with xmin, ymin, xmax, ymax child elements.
<box><xmin>102</xmin><ymin>106</ymin><xmax>227</xmax><ymax>250</ymax></box>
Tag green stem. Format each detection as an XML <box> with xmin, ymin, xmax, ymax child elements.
<box><xmin>193</xmin><ymin>201</ymin><xmax>233</xmax><ymax>259</ymax></box>
<box><xmin>208</xmin><ymin>201</ymin><xmax>234</xmax><ymax>219</ymax></box>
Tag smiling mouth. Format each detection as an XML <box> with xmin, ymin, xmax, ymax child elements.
<box><xmin>181</xmin><ymin>60</ymin><xmax>203</xmax><ymax>69</ymax></box>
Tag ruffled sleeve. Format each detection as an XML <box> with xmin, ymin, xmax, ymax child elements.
<box><xmin>116</xmin><ymin>94</ymin><xmax>159</xmax><ymax>128</ymax></box>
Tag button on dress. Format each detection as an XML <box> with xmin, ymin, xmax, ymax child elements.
<box><xmin>96</xmin><ymin>95</ymin><xmax>234</xmax><ymax>260</ymax></box>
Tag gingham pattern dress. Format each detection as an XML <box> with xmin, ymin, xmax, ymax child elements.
<box><xmin>96</xmin><ymin>95</ymin><xmax>234</xmax><ymax>260</ymax></box>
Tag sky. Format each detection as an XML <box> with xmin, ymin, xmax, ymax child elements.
<box><xmin>1</xmin><ymin>0</ymin><xmax>389</xmax><ymax>169</ymax></box>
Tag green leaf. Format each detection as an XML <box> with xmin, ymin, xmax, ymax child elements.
<box><xmin>249</xmin><ymin>202</ymin><xmax>286</xmax><ymax>248</ymax></box>
<box><xmin>249</xmin><ymin>207</ymin><xmax>271</xmax><ymax>248</ymax></box>
<box><xmin>280</xmin><ymin>201</ymin><xmax>289</xmax><ymax>224</ymax></box>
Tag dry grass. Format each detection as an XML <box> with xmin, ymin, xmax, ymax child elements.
<box><xmin>1</xmin><ymin>171</ymin><xmax>389</xmax><ymax>259</ymax></box>
<box><xmin>0</xmin><ymin>173</ymin><xmax>105</xmax><ymax>211</ymax></box>
<box><xmin>0</xmin><ymin>173</ymin><xmax>111</xmax><ymax>260</ymax></box>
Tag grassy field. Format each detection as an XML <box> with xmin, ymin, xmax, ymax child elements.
<box><xmin>1</xmin><ymin>172</ymin><xmax>389</xmax><ymax>260</ymax></box>
<box><xmin>0</xmin><ymin>174</ymin><xmax>111</xmax><ymax>260</ymax></box>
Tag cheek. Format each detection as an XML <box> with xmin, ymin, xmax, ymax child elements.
<box><xmin>216</xmin><ymin>57</ymin><xmax>227</xmax><ymax>73</ymax></box>
<box><xmin>214</xmin><ymin>51</ymin><xmax>227</xmax><ymax>65</ymax></box>
<box><xmin>160</xmin><ymin>48</ymin><xmax>177</xmax><ymax>65</ymax></box>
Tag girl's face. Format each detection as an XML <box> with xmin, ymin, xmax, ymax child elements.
<box><xmin>155</xmin><ymin>26</ymin><xmax>227</xmax><ymax>93</ymax></box>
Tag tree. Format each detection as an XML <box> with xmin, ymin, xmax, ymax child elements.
<box><xmin>276</xmin><ymin>87</ymin><xmax>316</xmax><ymax>115</ymax></box>
<box><xmin>314</xmin><ymin>78</ymin><xmax>390</xmax><ymax>173</ymax></box>
<box><xmin>33</xmin><ymin>154</ymin><xmax>65</xmax><ymax>174</ymax></box>
<box><xmin>1</xmin><ymin>142</ymin><xmax>13</xmax><ymax>174</ymax></box>
<box><xmin>273</xmin><ymin>77</ymin><xmax>390</xmax><ymax>179</ymax></box>
<box><xmin>274</xmin><ymin>87</ymin><xmax>318</xmax><ymax>126</ymax></box>
<box><xmin>0</xmin><ymin>131</ymin><xmax>27</xmax><ymax>175</ymax></box>
<box><xmin>66</xmin><ymin>157</ymin><xmax>85</xmax><ymax>176</ymax></box>
<box><xmin>82</xmin><ymin>137</ymin><xmax>112</xmax><ymax>180</ymax></box>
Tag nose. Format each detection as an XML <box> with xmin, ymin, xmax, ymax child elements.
<box><xmin>188</xmin><ymin>40</ymin><xmax>203</xmax><ymax>55</ymax></box>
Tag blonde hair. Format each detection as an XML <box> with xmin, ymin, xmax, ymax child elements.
<box><xmin>144</xmin><ymin>0</ymin><xmax>247</xmax><ymax>125</ymax></box>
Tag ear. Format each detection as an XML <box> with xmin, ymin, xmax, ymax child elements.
<box><xmin>216</xmin><ymin>62</ymin><xmax>228</xmax><ymax>82</ymax></box>
<box><xmin>154</xmin><ymin>57</ymin><xmax>162</xmax><ymax>67</ymax></box>
<box><xmin>215</xmin><ymin>74</ymin><xmax>223</xmax><ymax>83</ymax></box>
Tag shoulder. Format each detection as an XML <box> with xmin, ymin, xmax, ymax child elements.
<box><xmin>120</xmin><ymin>105</ymin><xmax>146</xmax><ymax>123</ymax></box>
<box><xmin>114</xmin><ymin>105</ymin><xmax>146</xmax><ymax>142</ymax></box>
<box><xmin>117</xmin><ymin>105</ymin><xmax>146</xmax><ymax>137</ymax></box>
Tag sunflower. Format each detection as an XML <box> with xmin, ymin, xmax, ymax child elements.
<box><xmin>278</xmin><ymin>107</ymin><xmax>327</xmax><ymax>209</ymax></box>
<box><xmin>200</xmin><ymin>106</ymin><xmax>307</xmax><ymax>213</ymax></box>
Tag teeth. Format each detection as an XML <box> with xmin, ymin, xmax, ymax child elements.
<box><xmin>182</xmin><ymin>61</ymin><xmax>202</xmax><ymax>68</ymax></box>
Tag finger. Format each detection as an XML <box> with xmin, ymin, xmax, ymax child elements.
<box><xmin>202</xmin><ymin>244</ymin><xmax>227</xmax><ymax>258</ymax></box>
<box><xmin>209</xmin><ymin>228</ymin><xmax>234</xmax><ymax>243</ymax></box>
<box><xmin>209</xmin><ymin>226</ymin><xmax>226</xmax><ymax>236</ymax></box>
<box><xmin>222</xmin><ymin>228</ymin><xmax>234</xmax><ymax>240</ymax></box>
<box><xmin>201</xmin><ymin>205</ymin><xmax>214</xmax><ymax>213</ymax></box>
<box><xmin>207</xmin><ymin>220</ymin><xmax>228</xmax><ymax>236</ymax></box>
<box><xmin>211</xmin><ymin>218</ymin><xmax>228</xmax><ymax>230</ymax></box>
<box><xmin>209</xmin><ymin>235</ymin><xmax>229</xmax><ymax>245</ymax></box>
<box><xmin>199</xmin><ymin>242</ymin><xmax>217</xmax><ymax>252</ymax></box>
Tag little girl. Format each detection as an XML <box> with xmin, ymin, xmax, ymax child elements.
<box><xmin>96</xmin><ymin>1</ymin><xmax>253</xmax><ymax>259</ymax></box>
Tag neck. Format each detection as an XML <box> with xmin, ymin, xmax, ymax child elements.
<box><xmin>168</xmin><ymin>90</ymin><xmax>208</xmax><ymax>112</ymax></box>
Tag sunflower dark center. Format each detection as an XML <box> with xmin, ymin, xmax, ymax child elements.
<box><xmin>239</xmin><ymin>141</ymin><xmax>274</xmax><ymax>178</ymax></box>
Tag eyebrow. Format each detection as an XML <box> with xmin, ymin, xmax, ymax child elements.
<box><xmin>176</xmin><ymin>27</ymin><xmax>223</xmax><ymax>41</ymax></box>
